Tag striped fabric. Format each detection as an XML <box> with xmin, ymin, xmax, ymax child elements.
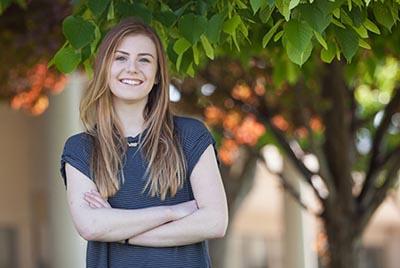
<box><xmin>60</xmin><ymin>116</ymin><xmax>220</xmax><ymax>268</ymax></box>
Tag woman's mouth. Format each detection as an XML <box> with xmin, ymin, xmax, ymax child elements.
<box><xmin>119</xmin><ymin>79</ymin><xmax>143</xmax><ymax>86</ymax></box>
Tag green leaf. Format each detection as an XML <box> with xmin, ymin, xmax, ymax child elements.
<box><xmin>115</xmin><ymin>2</ymin><xmax>152</xmax><ymax>23</ymax></box>
<box><xmin>331</xmin><ymin>18</ymin><xmax>346</xmax><ymax>29</ymax></box>
<box><xmin>173</xmin><ymin>38</ymin><xmax>191</xmax><ymax>55</ymax></box>
<box><xmin>236</xmin><ymin>0</ymin><xmax>247</xmax><ymax>9</ymax></box>
<box><xmin>174</xmin><ymin>1</ymin><xmax>194</xmax><ymax>17</ymax></box>
<box><xmin>373</xmin><ymin>2</ymin><xmax>395</xmax><ymax>31</ymax></box>
<box><xmin>87</xmin><ymin>0</ymin><xmax>110</xmax><ymax>17</ymax></box>
<box><xmin>48</xmin><ymin>41</ymin><xmax>68</xmax><ymax>68</ymax></box>
<box><xmin>166</xmin><ymin>40</ymin><xmax>178</xmax><ymax>65</ymax></box>
<box><xmin>196</xmin><ymin>0</ymin><xmax>208</xmax><ymax>15</ymax></box>
<box><xmin>158</xmin><ymin>9</ymin><xmax>177</xmax><ymax>28</ymax></box>
<box><xmin>81</xmin><ymin>45</ymin><xmax>92</xmax><ymax>62</ymax></box>
<box><xmin>83</xmin><ymin>59</ymin><xmax>94</xmax><ymax>80</ymax></box>
<box><xmin>262</xmin><ymin>19</ymin><xmax>284</xmax><ymax>48</ymax></box>
<box><xmin>222</xmin><ymin>15</ymin><xmax>241</xmax><ymax>36</ymax></box>
<box><xmin>63</xmin><ymin>16</ymin><xmax>95</xmax><ymax>49</ymax></box>
<box><xmin>284</xmin><ymin>19</ymin><xmax>313</xmax><ymax>52</ymax></box>
<box><xmin>223</xmin><ymin>15</ymin><xmax>242</xmax><ymax>51</ymax></box>
<box><xmin>363</xmin><ymin>19</ymin><xmax>380</xmax><ymax>34</ymax></box>
<box><xmin>333</xmin><ymin>8</ymin><xmax>340</xmax><ymax>18</ymax></box>
<box><xmin>340</xmin><ymin>9</ymin><xmax>354</xmax><ymax>26</ymax></box>
<box><xmin>192</xmin><ymin>43</ymin><xmax>199</xmax><ymax>65</ymax></box>
<box><xmin>91</xmin><ymin>25</ymin><xmax>101</xmax><ymax>54</ymax></box>
<box><xmin>266</xmin><ymin>0</ymin><xmax>275</xmax><ymax>7</ymax></box>
<box><xmin>336</xmin><ymin>27</ymin><xmax>359</xmax><ymax>62</ymax></box>
<box><xmin>238</xmin><ymin>19</ymin><xmax>249</xmax><ymax>40</ymax></box>
<box><xmin>286</xmin><ymin>39</ymin><xmax>313</xmax><ymax>66</ymax></box>
<box><xmin>107</xmin><ymin>0</ymin><xmax>114</xmax><ymax>20</ymax></box>
<box><xmin>200</xmin><ymin>34</ymin><xmax>214</xmax><ymax>59</ymax></box>
<box><xmin>54</xmin><ymin>46</ymin><xmax>81</xmax><ymax>73</ymax></box>
<box><xmin>359</xmin><ymin>39</ymin><xmax>371</xmax><ymax>49</ymax></box>
<box><xmin>299</xmin><ymin>2</ymin><xmax>332</xmax><ymax>33</ymax></box>
<box><xmin>186</xmin><ymin>62</ymin><xmax>195</xmax><ymax>77</ymax></box>
<box><xmin>179</xmin><ymin>13</ymin><xmax>207</xmax><ymax>44</ymax></box>
<box><xmin>176</xmin><ymin>52</ymin><xmax>184</xmax><ymax>72</ymax></box>
<box><xmin>250</xmin><ymin>0</ymin><xmax>262</xmax><ymax>14</ymax></box>
<box><xmin>205</xmin><ymin>13</ymin><xmax>225</xmax><ymax>44</ymax></box>
<box><xmin>321</xmin><ymin>41</ymin><xmax>336</xmax><ymax>63</ymax></box>
<box><xmin>349</xmin><ymin>7</ymin><xmax>365</xmax><ymax>27</ymax></box>
<box><xmin>314</xmin><ymin>31</ymin><xmax>328</xmax><ymax>50</ymax></box>
<box><xmin>352</xmin><ymin>25</ymin><xmax>368</xmax><ymax>38</ymax></box>
<box><xmin>274</xmin><ymin>30</ymin><xmax>284</xmax><ymax>42</ymax></box>
<box><xmin>289</xmin><ymin>0</ymin><xmax>300</xmax><ymax>10</ymax></box>
<box><xmin>390</xmin><ymin>4</ymin><xmax>399</xmax><ymax>22</ymax></box>
<box><xmin>179</xmin><ymin>48</ymin><xmax>194</xmax><ymax>73</ymax></box>
<box><xmin>276</xmin><ymin>0</ymin><xmax>291</xmax><ymax>21</ymax></box>
<box><xmin>259</xmin><ymin>5</ymin><xmax>274</xmax><ymax>23</ymax></box>
<box><xmin>335</xmin><ymin>42</ymin><xmax>341</xmax><ymax>61</ymax></box>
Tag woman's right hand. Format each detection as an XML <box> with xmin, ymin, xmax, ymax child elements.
<box><xmin>83</xmin><ymin>189</ymin><xmax>111</xmax><ymax>209</ymax></box>
<box><xmin>170</xmin><ymin>200</ymin><xmax>198</xmax><ymax>220</ymax></box>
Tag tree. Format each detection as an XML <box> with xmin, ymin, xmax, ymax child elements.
<box><xmin>44</xmin><ymin>1</ymin><xmax>400</xmax><ymax>267</ymax></box>
<box><xmin>175</xmin><ymin>54</ymin><xmax>399</xmax><ymax>268</ymax></box>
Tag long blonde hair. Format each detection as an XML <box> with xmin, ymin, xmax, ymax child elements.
<box><xmin>80</xmin><ymin>18</ymin><xmax>187</xmax><ymax>200</ymax></box>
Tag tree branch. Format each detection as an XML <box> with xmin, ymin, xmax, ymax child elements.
<box><xmin>255</xmin><ymin>100</ymin><xmax>329</xmax><ymax>205</ymax></box>
<box><xmin>356</xmin><ymin>150</ymin><xmax>400</xmax><ymax>237</ymax></box>
<box><xmin>358</xmin><ymin>88</ymin><xmax>400</xmax><ymax>205</ymax></box>
<box><xmin>293</xmin><ymin>78</ymin><xmax>336</xmax><ymax>204</ymax></box>
<box><xmin>256</xmin><ymin>153</ymin><xmax>322</xmax><ymax>217</ymax></box>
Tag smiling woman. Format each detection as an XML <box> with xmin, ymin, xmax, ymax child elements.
<box><xmin>59</xmin><ymin>17</ymin><xmax>228</xmax><ymax>268</ymax></box>
<box><xmin>109</xmin><ymin>35</ymin><xmax>158</xmax><ymax>104</ymax></box>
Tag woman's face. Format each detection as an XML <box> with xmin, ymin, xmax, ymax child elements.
<box><xmin>108</xmin><ymin>34</ymin><xmax>158</xmax><ymax>104</ymax></box>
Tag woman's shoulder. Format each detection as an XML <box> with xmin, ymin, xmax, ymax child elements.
<box><xmin>63</xmin><ymin>132</ymin><xmax>93</xmax><ymax>151</ymax></box>
<box><xmin>173</xmin><ymin>115</ymin><xmax>209</xmax><ymax>133</ymax></box>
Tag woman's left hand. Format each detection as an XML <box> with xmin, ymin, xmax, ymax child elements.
<box><xmin>84</xmin><ymin>190</ymin><xmax>112</xmax><ymax>209</ymax></box>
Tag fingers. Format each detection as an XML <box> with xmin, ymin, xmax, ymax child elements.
<box><xmin>84</xmin><ymin>190</ymin><xmax>111</xmax><ymax>208</ymax></box>
<box><xmin>84</xmin><ymin>193</ymin><xmax>106</xmax><ymax>208</ymax></box>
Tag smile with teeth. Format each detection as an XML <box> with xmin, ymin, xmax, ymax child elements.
<box><xmin>120</xmin><ymin>79</ymin><xmax>143</xmax><ymax>86</ymax></box>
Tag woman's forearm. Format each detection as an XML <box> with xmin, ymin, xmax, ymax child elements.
<box><xmin>77</xmin><ymin>205</ymin><xmax>174</xmax><ymax>242</ymax></box>
<box><xmin>76</xmin><ymin>192</ymin><xmax>197</xmax><ymax>242</ymax></box>
<box><xmin>127</xmin><ymin>207</ymin><xmax>227</xmax><ymax>247</ymax></box>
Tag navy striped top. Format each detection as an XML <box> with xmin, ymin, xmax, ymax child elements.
<box><xmin>60</xmin><ymin>115</ymin><xmax>220</xmax><ymax>268</ymax></box>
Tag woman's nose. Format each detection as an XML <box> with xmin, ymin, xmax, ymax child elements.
<box><xmin>126</xmin><ymin>60</ymin><xmax>138</xmax><ymax>73</ymax></box>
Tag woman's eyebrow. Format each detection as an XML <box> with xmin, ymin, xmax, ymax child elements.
<box><xmin>115</xmin><ymin>50</ymin><xmax>154</xmax><ymax>58</ymax></box>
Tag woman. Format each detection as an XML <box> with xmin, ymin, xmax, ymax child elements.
<box><xmin>60</xmin><ymin>18</ymin><xmax>228</xmax><ymax>268</ymax></box>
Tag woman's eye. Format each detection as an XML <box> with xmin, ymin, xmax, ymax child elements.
<box><xmin>139</xmin><ymin>58</ymin><xmax>150</xmax><ymax>63</ymax></box>
<box><xmin>116</xmin><ymin>56</ymin><xmax>126</xmax><ymax>61</ymax></box>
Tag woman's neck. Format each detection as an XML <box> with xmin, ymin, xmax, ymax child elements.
<box><xmin>113</xmin><ymin>96</ymin><xmax>148</xmax><ymax>137</ymax></box>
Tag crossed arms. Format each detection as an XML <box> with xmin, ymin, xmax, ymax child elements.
<box><xmin>65</xmin><ymin>145</ymin><xmax>228</xmax><ymax>247</ymax></box>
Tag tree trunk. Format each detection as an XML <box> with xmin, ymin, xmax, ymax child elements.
<box><xmin>324</xmin><ymin>219</ymin><xmax>361</xmax><ymax>268</ymax></box>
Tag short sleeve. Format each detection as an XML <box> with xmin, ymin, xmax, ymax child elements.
<box><xmin>177</xmin><ymin>117</ymin><xmax>221</xmax><ymax>178</ymax></box>
<box><xmin>60</xmin><ymin>133</ymin><xmax>93</xmax><ymax>188</ymax></box>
